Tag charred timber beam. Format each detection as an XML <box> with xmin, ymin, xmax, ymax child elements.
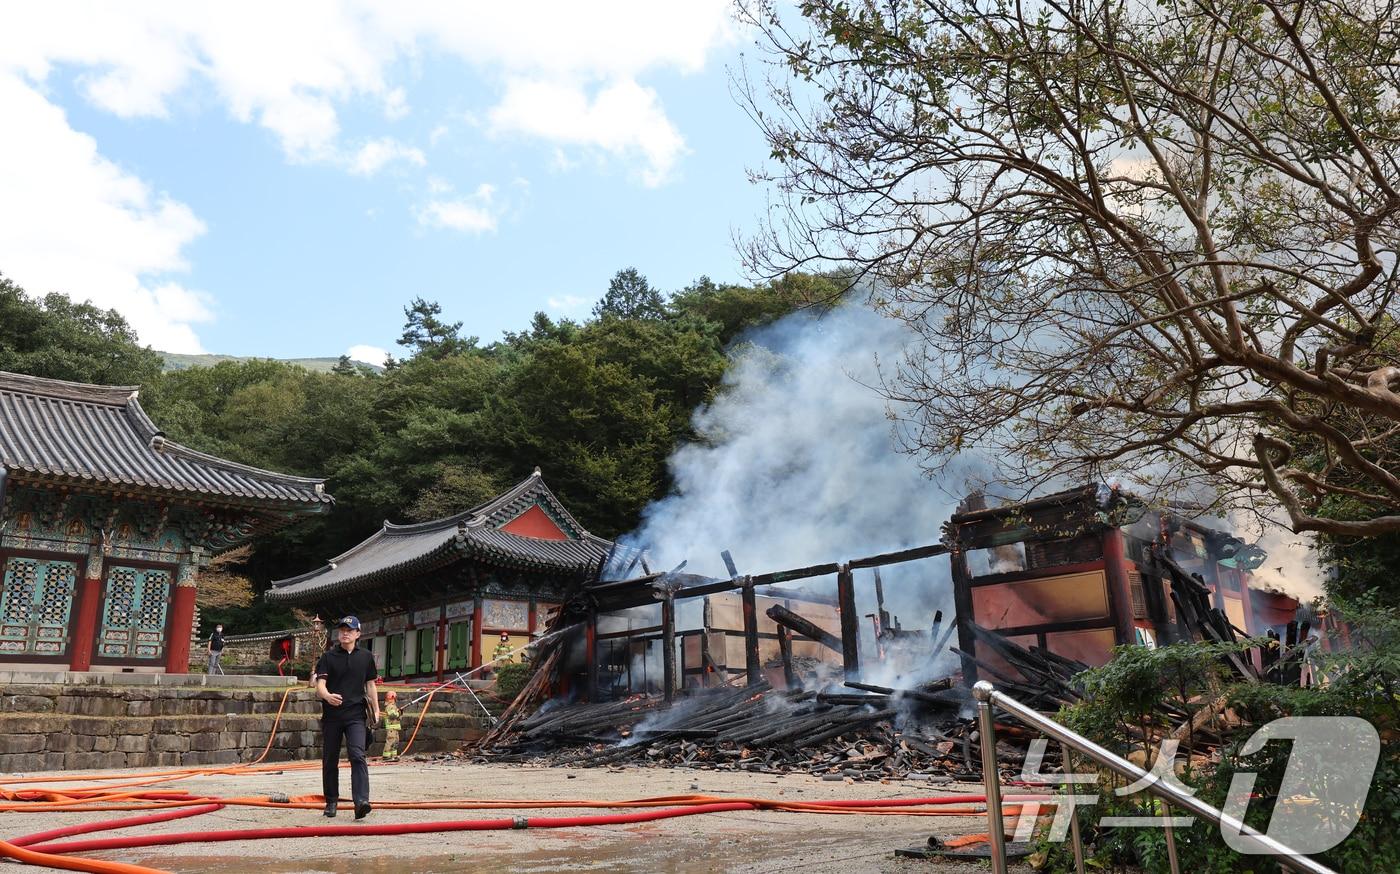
<box><xmin>848</xmin><ymin>542</ymin><xmax>949</xmax><ymax>569</ymax></box>
<box><xmin>661</xmin><ymin>593</ymin><xmax>676</xmax><ymax>704</ymax></box>
<box><xmin>844</xmin><ymin>680</ymin><xmax>960</xmax><ymax>707</ymax></box>
<box><xmin>792</xmin><ymin>708</ymin><xmax>897</xmax><ymax>747</ymax></box>
<box><xmin>587</xmin><ymin>542</ymin><xmax>949</xmax><ymax>613</ymax></box>
<box><xmin>596</xmin><ymin>625</ymin><xmax>663</xmax><ymax>641</ymax></box>
<box><xmin>777</xmin><ymin>624</ymin><xmax>796</xmax><ymax>689</ymax></box>
<box><xmin>741</xmin><ymin>576</ymin><xmax>761</xmax><ymax>687</ymax></box>
<box><xmin>585</xmin><ymin>610</ymin><xmax>599</xmax><ymax>703</ymax></box>
<box><xmin>837</xmin><ymin>563</ymin><xmax>860</xmax><ymax>680</ymax></box>
<box><xmin>766</xmin><ymin>604</ymin><xmax>841</xmax><ymax>653</ymax></box>
<box><xmin>754</xmin><ymin>561</ymin><xmax>841</xmax><ymax>586</ymax></box>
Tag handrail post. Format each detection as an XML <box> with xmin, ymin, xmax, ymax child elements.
<box><xmin>1163</xmin><ymin>802</ymin><xmax>1181</xmax><ymax>874</ymax></box>
<box><xmin>975</xmin><ymin>695</ymin><xmax>1009</xmax><ymax>874</ymax></box>
<box><xmin>1062</xmin><ymin>743</ymin><xmax>1086</xmax><ymax>874</ymax></box>
<box><xmin>972</xmin><ymin>680</ymin><xmax>1337</xmax><ymax>874</ymax></box>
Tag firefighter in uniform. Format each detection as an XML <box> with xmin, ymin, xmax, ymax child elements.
<box><xmin>492</xmin><ymin>631</ymin><xmax>514</xmax><ymax>663</ymax></box>
<box><xmin>381</xmin><ymin>690</ymin><xmax>402</xmax><ymax>760</ymax></box>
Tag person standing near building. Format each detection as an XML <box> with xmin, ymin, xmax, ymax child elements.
<box><xmin>381</xmin><ymin>691</ymin><xmax>402</xmax><ymax>760</ymax></box>
<box><xmin>206</xmin><ymin>623</ymin><xmax>225</xmax><ymax>675</ymax></box>
<box><xmin>315</xmin><ymin>616</ymin><xmax>379</xmax><ymax>819</ymax></box>
<box><xmin>492</xmin><ymin>630</ymin><xmax>514</xmax><ymax>663</ymax></box>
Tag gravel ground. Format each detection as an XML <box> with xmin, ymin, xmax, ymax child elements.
<box><xmin>0</xmin><ymin>760</ymin><xmax>1043</xmax><ymax>873</ymax></box>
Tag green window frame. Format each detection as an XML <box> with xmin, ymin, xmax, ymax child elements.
<box><xmin>416</xmin><ymin>627</ymin><xmax>435</xmax><ymax>674</ymax></box>
<box><xmin>447</xmin><ymin>622</ymin><xmax>469</xmax><ymax>669</ymax></box>
<box><xmin>0</xmin><ymin>556</ymin><xmax>78</xmax><ymax>657</ymax></box>
<box><xmin>387</xmin><ymin>633</ymin><xmax>404</xmax><ymax>678</ymax></box>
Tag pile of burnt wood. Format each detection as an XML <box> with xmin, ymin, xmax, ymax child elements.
<box><xmin>475</xmin><ymin>680</ymin><xmax>976</xmax><ymax>779</ymax></box>
<box><xmin>471</xmin><ymin>626</ymin><xmax>1089</xmax><ymax>780</ymax></box>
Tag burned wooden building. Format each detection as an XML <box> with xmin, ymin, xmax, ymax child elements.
<box><xmin>947</xmin><ymin>485</ymin><xmax>1273</xmax><ymax>674</ymax></box>
<box><xmin>0</xmin><ymin>370</ymin><xmax>332</xmax><ymax>673</ymax></box>
<box><xmin>265</xmin><ymin>470</ymin><xmax>613</xmax><ymax>681</ymax></box>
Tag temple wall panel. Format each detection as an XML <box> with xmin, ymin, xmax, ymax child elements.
<box><xmin>0</xmin><ymin>484</ymin><xmax>276</xmax><ymax>673</ymax></box>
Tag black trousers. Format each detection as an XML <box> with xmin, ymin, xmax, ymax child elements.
<box><xmin>321</xmin><ymin>713</ymin><xmax>369</xmax><ymax>806</ymax></box>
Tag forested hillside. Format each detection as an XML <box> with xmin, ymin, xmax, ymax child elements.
<box><xmin>0</xmin><ymin>269</ymin><xmax>834</xmax><ymax>630</ymax></box>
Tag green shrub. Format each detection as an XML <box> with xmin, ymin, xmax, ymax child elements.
<box><xmin>1037</xmin><ymin>598</ymin><xmax>1400</xmax><ymax>872</ymax></box>
<box><xmin>494</xmin><ymin>662</ymin><xmax>531</xmax><ymax>701</ymax></box>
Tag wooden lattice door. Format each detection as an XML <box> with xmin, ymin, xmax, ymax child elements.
<box><xmin>97</xmin><ymin>565</ymin><xmax>173</xmax><ymax>660</ymax></box>
<box><xmin>0</xmin><ymin>556</ymin><xmax>78</xmax><ymax>657</ymax></box>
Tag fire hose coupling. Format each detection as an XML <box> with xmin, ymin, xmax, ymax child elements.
<box><xmin>267</xmin><ymin>793</ymin><xmax>291</xmax><ymax>804</ymax></box>
<box><xmin>511</xmin><ymin>815</ymin><xmax>529</xmax><ymax>829</ymax></box>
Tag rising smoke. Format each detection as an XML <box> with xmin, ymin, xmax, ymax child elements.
<box><xmin>621</xmin><ymin>301</ymin><xmax>986</xmax><ymax>662</ymax></box>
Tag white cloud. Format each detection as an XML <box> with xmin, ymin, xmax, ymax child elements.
<box><xmin>491</xmin><ymin>78</ymin><xmax>687</xmax><ymax>186</ymax></box>
<box><xmin>346</xmin><ymin>344</ymin><xmax>389</xmax><ymax>366</ymax></box>
<box><xmin>348</xmin><ymin>137</ymin><xmax>426</xmax><ymax>176</ymax></box>
<box><xmin>0</xmin><ymin>74</ymin><xmax>210</xmax><ymax>352</ymax></box>
<box><xmin>426</xmin><ymin>175</ymin><xmax>452</xmax><ymax>194</ymax></box>
<box><xmin>416</xmin><ymin>184</ymin><xmax>499</xmax><ymax>234</ymax></box>
<box><xmin>382</xmin><ymin>86</ymin><xmax>409</xmax><ymax>120</ymax></box>
<box><xmin>0</xmin><ymin>3</ymin><xmax>734</xmax><ymax>167</ymax></box>
<box><xmin>547</xmin><ymin>294</ymin><xmax>588</xmax><ymax>313</ymax></box>
<box><xmin>0</xmin><ymin>2</ymin><xmax>737</xmax><ymax>349</ymax></box>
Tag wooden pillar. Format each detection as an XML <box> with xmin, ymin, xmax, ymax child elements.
<box><xmin>836</xmin><ymin>562</ymin><xmax>860</xmax><ymax>680</ymax></box>
<box><xmin>436</xmin><ymin>612</ymin><xmax>447</xmax><ymax>682</ymax></box>
<box><xmin>661</xmin><ymin>594</ymin><xmax>676</xmax><ymax>703</ymax></box>
<box><xmin>469</xmin><ymin>595</ymin><xmax>484</xmax><ymax>670</ymax></box>
<box><xmin>165</xmin><ymin>578</ymin><xmax>197</xmax><ymax>674</ymax></box>
<box><xmin>740</xmin><ymin>576</ymin><xmax>761</xmax><ymax>687</ymax></box>
<box><xmin>1101</xmin><ymin>529</ymin><xmax>1136</xmax><ymax>647</ymax></box>
<box><xmin>950</xmin><ymin>545</ymin><xmax>977</xmax><ymax>680</ymax></box>
<box><xmin>68</xmin><ymin>557</ymin><xmax>104</xmax><ymax>672</ymax></box>
<box><xmin>585</xmin><ymin>611</ymin><xmax>599</xmax><ymax>702</ymax></box>
<box><xmin>777</xmin><ymin>624</ymin><xmax>796</xmax><ymax>689</ymax></box>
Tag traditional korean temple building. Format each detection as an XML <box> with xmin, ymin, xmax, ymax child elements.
<box><xmin>0</xmin><ymin>371</ymin><xmax>332</xmax><ymax>673</ymax></box>
<box><xmin>266</xmin><ymin>470</ymin><xmax>613</xmax><ymax>681</ymax></box>
<box><xmin>946</xmin><ymin>485</ymin><xmax>1272</xmax><ymax>672</ymax></box>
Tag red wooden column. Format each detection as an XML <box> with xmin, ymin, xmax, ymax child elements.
<box><xmin>68</xmin><ymin>555</ymin><xmax>104</xmax><ymax>671</ymax></box>
<box><xmin>165</xmin><ymin>578</ymin><xmax>197</xmax><ymax>673</ymax></box>
<box><xmin>436</xmin><ymin>612</ymin><xmax>447</xmax><ymax>682</ymax></box>
<box><xmin>1100</xmin><ymin>529</ymin><xmax>1136</xmax><ymax>646</ymax></box>
<box><xmin>469</xmin><ymin>595</ymin><xmax>484</xmax><ymax>670</ymax></box>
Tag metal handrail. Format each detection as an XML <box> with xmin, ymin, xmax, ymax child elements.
<box><xmin>971</xmin><ymin>680</ymin><xmax>1337</xmax><ymax>874</ymax></box>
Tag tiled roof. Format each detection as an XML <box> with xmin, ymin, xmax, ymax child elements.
<box><xmin>266</xmin><ymin>470</ymin><xmax>611</xmax><ymax>604</ymax></box>
<box><xmin>0</xmin><ymin>370</ymin><xmax>331</xmax><ymax>507</ymax></box>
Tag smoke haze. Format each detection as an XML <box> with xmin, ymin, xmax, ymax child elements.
<box><xmin>623</xmin><ymin>302</ymin><xmax>982</xmax><ymax>647</ymax></box>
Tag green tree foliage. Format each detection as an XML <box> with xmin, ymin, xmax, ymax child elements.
<box><xmin>0</xmin><ymin>274</ymin><xmax>163</xmax><ymax>385</ymax></box>
<box><xmin>397</xmin><ymin>297</ymin><xmax>475</xmax><ymax>359</ymax></box>
<box><xmin>592</xmin><ymin>267</ymin><xmax>666</xmax><ymax>321</ymax></box>
<box><xmin>742</xmin><ymin>0</ymin><xmax>1400</xmax><ymax>537</ymax></box>
<box><xmin>8</xmin><ymin>268</ymin><xmax>810</xmax><ymax>631</ymax></box>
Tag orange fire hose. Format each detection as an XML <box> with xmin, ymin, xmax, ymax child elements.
<box><xmin>0</xmin><ymin>839</ymin><xmax>171</xmax><ymax>874</ymax></box>
<box><xmin>0</xmin><ymin>783</ymin><xmax>1055</xmax><ymax>874</ymax></box>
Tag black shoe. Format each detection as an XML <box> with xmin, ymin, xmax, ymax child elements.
<box><xmin>354</xmin><ymin>802</ymin><xmax>372</xmax><ymax>820</ymax></box>
<box><xmin>323</xmin><ymin>802</ymin><xmax>337</xmax><ymax>818</ymax></box>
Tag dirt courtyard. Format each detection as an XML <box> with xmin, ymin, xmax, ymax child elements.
<box><xmin>0</xmin><ymin>761</ymin><xmax>1041</xmax><ymax>873</ymax></box>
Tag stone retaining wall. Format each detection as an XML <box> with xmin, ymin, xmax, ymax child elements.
<box><xmin>0</xmin><ymin>685</ymin><xmax>490</xmax><ymax>772</ymax></box>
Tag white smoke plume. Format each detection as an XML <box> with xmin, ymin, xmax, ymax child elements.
<box><xmin>621</xmin><ymin>302</ymin><xmax>985</xmax><ymax>673</ymax></box>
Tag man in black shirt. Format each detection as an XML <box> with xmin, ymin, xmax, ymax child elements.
<box><xmin>314</xmin><ymin>615</ymin><xmax>380</xmax><ymax>819</ymax></box>
<box><xmin>206</xmin><ymin>624</ymin><xmax>225</xmax><ymax>675</ymax></box>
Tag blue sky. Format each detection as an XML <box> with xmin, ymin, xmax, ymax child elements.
<box><xmin>0</xmin><ymin>3</ymin><xmax>775</xmax><ymax>361</ymax></box>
